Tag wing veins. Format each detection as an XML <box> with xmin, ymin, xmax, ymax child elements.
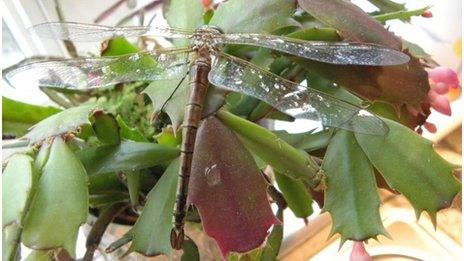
<box><xmin>209</xmin><ymin>52</ymin><xmax>388</xmax><ymax>135</ymax></box>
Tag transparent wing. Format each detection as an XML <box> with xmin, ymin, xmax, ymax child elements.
<box><xmin>209</xmin><ymin>53</ymin><xmax>388</xmax><ymax>135</ymax></box>
<box><xmin>30</xmin><ymin>22</ymin><xmax>193</xmax><ymax>41</ymax></box>
<box><xmin>215</xmin><ymin>34</ymin><xmax>409</xmax><ymax>66</ymax></box>
<box><xmin>5</xmin><ymin>49</ymin><xmax>191</xmax><ymax>90</ymax></box>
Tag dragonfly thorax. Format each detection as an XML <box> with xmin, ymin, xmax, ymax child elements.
<box><xmin>191</xmin><ymin>25</ymin><xmax>224</xmax><ymax>53</ymax></box>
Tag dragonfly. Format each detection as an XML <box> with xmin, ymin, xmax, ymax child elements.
<box><xmin>5</xmin><ymin>22</ymin><xmax>410</xmax><ymax>249</ymax></box>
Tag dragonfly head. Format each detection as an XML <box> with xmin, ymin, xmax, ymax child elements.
<box><xmin>192</xmin><ymin>25</ymin><xmax>224</xmax><ymax>53</ymax></box>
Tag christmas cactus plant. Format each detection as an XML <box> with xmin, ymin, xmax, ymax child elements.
<box><xmin>2</xmin><ymin>0</ymin><xmax>461</xmax><ymax>260</ymax></box>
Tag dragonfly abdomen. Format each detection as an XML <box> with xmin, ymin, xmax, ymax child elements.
<box><xmin>171</xmin><ymin>53</ymin><xmax>211</xmax><ymax>250</ymax></box>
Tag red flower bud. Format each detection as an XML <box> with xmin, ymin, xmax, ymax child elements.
<box><xmin>421</xmin><ymin>11</ymin><xmax>433</xmax><ymax>18</ymax></box>
<box><xmin>424</xmin><ymin>122</ymin><xmax>437</xmax><ymax>133</ymax></box>
<box><xmin>202</xmin><ymin>0</ymin><xmax>212</xmax><ymax>7</ymax></box>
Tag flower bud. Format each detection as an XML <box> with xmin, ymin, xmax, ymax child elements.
<box><xmin>350</xmin><ymin>241</ymin><xmax>372</xmax><ymax>261</ymax></box>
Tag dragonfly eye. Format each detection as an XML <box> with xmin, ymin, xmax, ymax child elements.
<box><xmin>196</xmin><ymin>25</ymin><xmax>224</xmax><ymax>35</ymax></box>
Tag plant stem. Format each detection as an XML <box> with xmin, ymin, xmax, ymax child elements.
<box><xmin>83</xmin><ymin>202</ymin><xmax>128</xmax><ymax>261</ymax></box>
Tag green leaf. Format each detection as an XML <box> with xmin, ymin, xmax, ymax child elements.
<box><xmin>89</xmin><ymin>172</ymin><xmax>126</xmax><ymax>194</ymax></box>
<box><xmin>100</xmin><ymin>37</ymin><xmax>156</xmax><ymax>75</ymax></box>
<box><xmin>203</xmin><ymin>9</ymin><xmax>214</xmax><ymax>24</ymax></box>
<box><xmin>101</xmin><ymin>37</ymin><xmax>139</xmax><ymax>56</ymax></box>
<box><xmin>167</xmin><ymin>0</ymin><xmax>204</xmax><ymax>47</ymax></box>
<box><xmin>3</xmin><ymin>154</ymin><xmax>38</xmax><ymax>227</ymax></box>
<box><xmin>322</xmin><ymin>131</ymin><xmax>387</xmax><ymax>242</ymax></box>
<box><xmin>275</xmin><ymin>172</ymin><xmax>313</xmax><ymax>218</ymax></box>
<box><xmin>260</xmin><ymin>208</ymin><xmax>284</xmax><ymax>260</ymax></box>
<box><xmin>304</xmin><ymin>71</ymin><xmax>363</xmax><ymax>107</ymax></box>
<box><xmin>367</xmin><ymin>0</ymin><xmax>406</xmax><ymax>13</ymax></box>
<box><xmin>2</xmin><ymin>223</ymin><xmax>21</xmax><ymax>261</ymax></box>
<box><xmin>181</xmin><ymin>239</ymin><xmax>200</xmax><ymax>261</ymax></box>
<box><xmin>34</xmin><ymin>142</ymin><xmax>51</xmax><ymax>171</ymax></box>
<box><xmin>2</xmin><ymin>97</ymin><xmax>61</xmax><ymax>137</ymax></box>
<box><xmin>274</xmin><ymin>129</ymin><xmax>332</xmax><ymax>152</ymax></box>
<box><xmin>22</xmin><ymin>137</ymin><xmax>89</xmax><ymax>258</ymax></box>
<box><xmin>217</xmin><ymin>110</ymin><xmax>318</xmax><ymax>182</ymax></box>
<box><xmin>90</xmin><ymin>110</ymin><xmax>120</xmax><ymax>145</ymax></box>
<box><xmin>78</xmin><ymin>141</ymin><xmax>180</xmax><ymax>175</ymax></box>
<box><xmin>116</xmin><ymin>115</ymin><xmax>148</xmax><ymax>142</ymax></box>
<box><xmin>129</xmin><ymin>158</ymin><xmax>179</xmax><ymax>256</ymax></box>
<box><xmin>144</xmin><ymin>78</ymin><xmax>189</xmax><ymax>132</ymax></box>
<box><xmin>167</xmin><ymin>0</ymin><xmax>203</xmax><ymax>28</ymax></box>
<box><xmin>126</xmin><ymin>170</ymin><xmax>141</xmax><ymax>207</ymax></box>
<box><xmin>298</xmin><ymin>0</ymin><xmax>400</xmax><ymax>49</ymax></box>
<box><xmin>228</xmin><ymin>95</ymin><xmax>261</xmax><ymax>117</ymax></box>
<box><xmin>155</xmin><ymin>126</ymin><xmax>182</xmax><ymax>147</ymax></box>
<box><xmin>89</xmin><ymin>193</ymin><xmax>129</xmax><ymax>209</ymax></box>
<box><xmin>228</xmin><ymin>249</ymin><xmax>263</xmax><ymax>261</ymax></box>
<box><xmin>248</xmin><ymin>102</ymin><xmax>294</xmax><ymax>122</ymax></box>
<box><xmin>209</xmin><ymin>0</ymin><xmax>296</xmax><ymax>33</ymax></box>
<box><xmin>287</xmin><ymin>27</ymin><xmax>339</xmax><ymax>41</ymax></box>
<box><xmin>374</xmin><ymin>7</ymin><xmax>430</xmax><ymax>23</ymax></box>
<box><xmin>24</xmin><ymin>104</ymin><xmax>97</xmax><ymax>144</ymax></box>
<box><xmin>355</xmin><ymin>119</ymin><xmax>461</xmax><ymax>223</ymax></box>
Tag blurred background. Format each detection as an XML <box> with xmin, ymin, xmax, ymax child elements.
<box><xmin>2</xmin><ymin>0</ymin><xmax>462</xmax><ymax>260</ymax></box>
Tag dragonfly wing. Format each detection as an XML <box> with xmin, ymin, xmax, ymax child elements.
<box><xmin>215</xmin><ymin>34</ymin><xmax>409</xmax><ymax>66</ymax></box>
<box><xmin>5</xmin><ymin>49</ymin><xmax>191</xmax><ymax>90</ymax></box>
<box><xmin>30</xmin><ymin>22</ymin><xmax>192</xmax><ymax>42</ymax></box>
<box><xmin>209</xmin><ymin>53</ymin><xmax>388</xmax><ymax>135</ymax></box>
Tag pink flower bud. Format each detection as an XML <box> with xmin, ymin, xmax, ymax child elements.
<box><xmin>428</xmin><ymin>90</ymin><xmax>452</xmax><ymax>116</ymax></box>
<box><xmin>432</xmin><ymin>82</ymin><xmax>450</xmax><ymax>95</ymax></box>
<box><xmin>421</xmin><ymin>11</ymin><xmax>433</xmax><ymax>18</ymax></box>
<box><xmin>350</xmin><ymin>242</ymin><xmax>372</xmax><ymax>261</ymax></box>
<box><xmin>428</xmin><ymin>67</ymin><xmax>460</xmax><ymax>88</ymax></box>
<box><xmin>424</xmin><ymin>122</ymin><xmax>437</xmax><ymax>133</ymax></box>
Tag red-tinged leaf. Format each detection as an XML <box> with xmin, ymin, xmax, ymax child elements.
<box><xmin>188</xmin><ymin>117</ymin><xmax>279</xmax><ymax>256</ymax></box>
<box><xmin>368</xmin><ymin>101</ymin><xmax>429</xmax><ymax>129</ymax></box>
<box><xmin>296</xmin><ymin>51</ymin><xmax>430</xmax><ymax>120</ymax></box>
<box><xmin>296</xmin><ymin>0</ymin><xmax>430</xmax><ymax>116</ymax></box>
<box><xmin>297</xmin><ymin>0</ymin><xmax>401</xmax><ymax>49</ymax></box>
